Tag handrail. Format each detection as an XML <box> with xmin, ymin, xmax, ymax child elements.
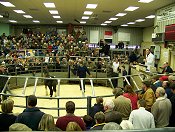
<box><xmin>0</xmin><ymin>73</ymin><xmax>160</xmax><ymax>117</ymax></box>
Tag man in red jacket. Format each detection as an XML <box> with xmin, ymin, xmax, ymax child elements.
<box><xmin>56</xmin><ymin>101</ymin><xmax>86</xmax><ymax>131</ymax></box>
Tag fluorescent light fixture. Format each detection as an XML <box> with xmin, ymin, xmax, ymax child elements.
<box><xmin>125</xmin><ymin>6</ymin><xmax>139</xmax><ymax>11</ymax></box>
<box><xmin>80</xmin><ymin>21</ymin><xmax>86</xmax><ymax>24</ymax></box>
<box><xmin>121</xmin><ymin>24</ymin><xmax>128</xmax><ymax>27</ymax></box>
<box><xmin>13</xmin><ymin>10</ymin><xmax>25</xmax><ymax>14</ymax></box>
<box><xmin>135</xmin><ymin>19</ymin><xmax>145</xmax><ymax>22</ymax></box>
<box><xmin>0</xmin><ymin>15</ymin><xmax>3</xmax><ymax>18</ymax></box>
<box><xmin>86</xmin><ymin>4</ymin><xmax>97</xmax><ymax>9</ymax></box>
<box><xmin>82</xmin><ymin>16</ymin><xmax>89</xmax><ymax>19</ymax></box>
<box><xmin>138</xmin><ymin>0</ymin><xmax>154</xmax><ymax>3</ymax></box>
<box><xmin>53</xmin><ymin>15</ymin><xmax>61</xmax><ymax>18</ymax></box>
<box><xmin>145</xmin><ymin>15</ymin><xmax>155</xmax><ymax>18</ymax></box>
<box><xmin>56</xmin><ymin>21</ymin><xmax>63</xmax><ymax>23</ymax></box>
<box><xmin>101</xmin><ymin>23</ymin><xmax>107</xmax><ymax>26</ymax></box>
<box><xmin>9</xmin><ymin>20</ymin><xmax>17</xmax><ymax>23</ymax></box>
<box><xmin>33</xmin><ymin>20</ymin><xmax>40</xmax><ymax>23</ymax></box>
<box><xmin>23</xmin><ymin>15</ymin><xmax>33</xmax><ymax>18</ymax></box>
<box><xmin>84</xmin><ymin>11</ymin><xmax>93</xmax><ymax>15</ymax></box>
<box><xmin>43</xmin><ymin>2</ymin><xmax>55</xmax><ymax>8</ymax></box>
<box><xmin>104</xmin><ymin>21</ymin><xmax>112</xmax><ymax>23</ymax></box>
<box><xmin>49</xmin><ymin>10</ymin><xmax>58</xmax><ymax>14</ymax></box>
<box><xmin>127</xmin><ymin>22</ymin><xmax>135</xmax><ymax>24</ymax></box>
<box><xmin>109</xmin><ymin>18</ymin><xmax>118</xmax><ymax>20</ymax></box>
<box><xmin>115</xmin><ymin>13</ymin><xmax>127</xmax><ymax>16</ymax></box>
<box><xmin>0</xmin><ymin>2</ymin><xmax>15</xmax><ymax>7</ymax></box>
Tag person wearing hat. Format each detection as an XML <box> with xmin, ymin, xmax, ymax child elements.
<box><xmin>161</xmin><ymin>62</ymin><xmax>173</xmax><ymax>74</ymax></box>
<box><xmin>112</xmin><ymin>88</ymin><xmax>132</xmax><ymax>120</ymax></box>
<box><xmin>140</xmin><ymin>80</ymin><xmax>156</xmax><ymax>112</ymax></box>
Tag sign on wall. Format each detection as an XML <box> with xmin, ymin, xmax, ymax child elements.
<box><xmin>104</xmin><ymin>31</ymin><xmax>113</xmax><ymax>39</ymax></box>
<box><xmin>90</xmin><ymin>30</ymin><xmax>99</xmax><ymax>43</ymax></box>
<box><xmin>118</xmin><ymin>32</ymin><xmax>130</xmax><ymax>41</ymax></box>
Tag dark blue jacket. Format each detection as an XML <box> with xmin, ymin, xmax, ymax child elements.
<box><xmin>15</xmin><ymin>107</ymin><xmax>44</xmax><ymax>130</ymax></box>
<box><xmin>77</xmin><ymin>65</ymin><xmax>90</xmax><ymax>78</ymax></box>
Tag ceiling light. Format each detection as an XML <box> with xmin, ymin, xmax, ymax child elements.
<box><xmin>0</xmin><ymin>2</ymin><xmax>15</xmax><ymax>7</ymax></box>
<box><xmin>0</xmin><ymin>15</ymin><xmax>3</xmax><ymax>18</ymax></box>
<box><xmin>13</xmin><ymin>10</ymin><xmax>25</xmax><ymax>14</ymax></box>
<box><xmin>53</xmin><ymin>16</ymin><xmax>61</xmax><ymax>18</ymax></box>
<box><xmin>80</xmin><ymin>21</ymin><xmax>86</xmax><ymax>24</ymax></box>
<box><xmin>23</xmin><ymin>15</ymin><xmax>33</xmax><ymax>18</ymax></box>
<box><xmin>101</xmin><ymin>23</ymin><xmax>107</xmax><ymax>26</ymax></box>
<box><xmin>33</xmin><ymin>20</ymin><xmax>40</xmax><ymax>23</ymax></box>
<box><xmin>49</xmin><ymin>10</ymin><xmax>58</xmax><ymax>14</ymax></box>
<box><xmin>43</xmin><ymin>3</ymin><xmax>55</xmax><ymax>8</ymax></box>
<box><xmin>9</xmin><ymin>20</ymin><xmax>17</xmax><ymax>23</ymax></box>
<box><xmin>136</xmin><ymin>19</ymin><xmax>145</xmax><ymax>22</ymax></box>
<box><xmin>104</xmin><ymin>21</ymin><xmax>112</xmax><ymax>23</ymax></box>
<box><xmin>138</xmin><ymin>0</ymin><xmax>154</xmax><ymax>3</ymax></box>
<box><xmin>145</xmin><ymin>15</ymin><xmax>155</xmax><ymax>18</ymax></box>
<box><xmin>56</xmin><ymin>21</ymin><xmax>63</xmax><ymax>23</ymax></box>
<box><xmin>127</xmin><ymin>22</ymin><xmax>135</xmax><ymax>24</ymax></box>
<box><xmin>84</xmin><ymin>11</ymin><xmax>93</xmax><ymax>15</ymax></box>
<box><xmin>121</xmin><ymin>24</ymin><xmax>128</xmax><ymax>27</ymax></box>
<box><xmin>109</xmin><ymin>18</ymin><xmax>118</xmax><ymax>20</ymax></box>
<box><xmin>125</xmin><ymin>6</ymin><xmax>139</xmax><ymax>11</ymax></box>
<box><xmin>86</xmin><ymin>4</ymin><xmax>97</xmax><ymax>9</ymax></box>
<box><xmin>115</xmin><ymin>13</ymin><xmax>127</xmax><ymax>16</ymax></box>
<box><xmin>82</xmin><ymin>16</ymin><xmax>89</xmax><ymax>19</ymax></box>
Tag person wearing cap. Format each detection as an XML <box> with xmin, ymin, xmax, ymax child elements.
<box><xmin>151</xmin><ymin>87</ymin><xmax>172</xmax><ymax>128</ymax></box>
<box><xmin>112</xmin><ymin>88</ymin><xmax>132</xmax><ymax>120</ymax></box>
<box><xmin>144</xmin><ymin>48</ymin><xmax>155</xmax><ymax>71</ymax></box>
<box><xmin>140</xmin><ymin>80</ymin><xmax>156</xmax><ymax>112</ymax></box>
<box><xmin>161</xmin><ymin>62</ymin><xmax>173</xmax><ymax>74</ymax></box>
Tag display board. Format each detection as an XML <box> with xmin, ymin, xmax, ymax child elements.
<box><xmin>90</xmin><ymin>30</ymin><xmax>99</xmax><ymax>43</ymax></box>
<box><xmin>118</xmin><ymin>32</ymin><xmax>130</xmax><ymax>41</ymax></box>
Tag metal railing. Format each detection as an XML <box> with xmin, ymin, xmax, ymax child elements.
<box><xmin>0</xmin><ymin>73</ymin><xmax>146</xmax><ymax>117</ymax></box>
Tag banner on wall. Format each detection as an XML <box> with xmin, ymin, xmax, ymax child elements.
<box><xmin>104</xmin><ymin>31</ymin><xmax>113</xmax><ymax>39</ymax></box>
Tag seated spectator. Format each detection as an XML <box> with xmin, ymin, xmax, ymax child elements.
<box><xmin>90</xmin><ymin>112</ymin><xmax>106</xmax><ymax>130</ymax></box>
<box><xmin>38</xmin><ymin>114</ymin><xmax>61</xmax><ymax>131</ymax></box>
<box><xmin>83</xmin><ymin>115</ymin><xmax>93</xmax><ymax>130</ymax></box>
<box><xmin>0</xmin><ymin>99</ymin><xmax>17</xmax><ymax>131</ymax></box>
<box><xmin>129</xmin><ymin>99</ymin><xmax>155</xmax><ymax>129</ymax></box>
<box><xmin>103</xmin><ymin>99</ymin><xmax>115</xmax><ymax>119</ymax></box>
<box><xmin>123</xmin><ymin>85</ymin><xmax>138</xmax><ymax>110</ymax></box>
<box><xmin>102</xmin><ymin>122</ymin><xmax>122</xmax><ymax>130</ymax></box>
<box><xmin>89</xmin><ymin>97</ymin><xmax>104</xmax><ymax>119</ymax></box>
<box><xmin>112</xmin><ymin>88</ymin><xmax>132</xmax><ymax>119</ymax></box>
<box><xmin>66</xmin><ymin>122</ymin><xmax>82</xmax><ymax>131</ymax></box>
<box><xmin>151</xmin><ymin>87</ymin><xmax>172</xmax><ymax>128</ymax></box>
<box><xmin>161</xmin><ymin>62</ymin><xmax>173</xmax><ymax>74</ymax></box>
<box><xmin>9</xmin><ymin>123</ymin><xmax>32</xmax><ymax>131</ymax></box>
<box><xmin>105</xmin><ymin>110</ymin><xmax>122</xmax><ymax>125</ymax></box>
<box><xmin>15</xmin><ymin>95</ymin><xmax>45</xmax><ymax>130</ymax></box>
<box><xmin>56</xmin><ymin>101</ymin><xmax>86</xmax><ymax>131</ymax></box>
<box><xmin>120</xmin><ymin>120</ymin><xmax>134</xmax><ymax>130</ymax></box>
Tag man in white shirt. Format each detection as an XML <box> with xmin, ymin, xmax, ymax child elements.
<box><xmin>112</xmin><ymin>58</ymin><xmax>119</xmax><ymax>88</ymax></box>
<box><xmin>129</xmin><ymin>99</ymin><xmax>155</xmax><ymax>129</ymax></box>
<box><xmin>144</xmin><ymin>48</ymin><xmax>155</xmax><ymax>71</ymax></box>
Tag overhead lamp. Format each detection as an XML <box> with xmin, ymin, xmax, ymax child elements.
<box><xmin>53</xmin><ymin>16</ymin><xmax>61</xmax><ymax>18</ymax></box>
<box><xmin>115</xmin><ymin>13</ymin><xmax>127</xmax><ymax>16</ymax></box>
<box><xmin>9</xmin><ymin>20</ymin><xmax>17</xmax><ymax>23</ymax></box>
<box><xmin>86</xmin><ymin>4</ymin><xmax>97</xmax><ymax>9</ymax></box>
<box><xmin>84</xmin><ymin>11</ymin><xmax>93</xmax><ymax>15</ymax></box>
<box><xmin>82</xmin><ymin>16</ymin><xmax>89</xmax><ymax>19</ymax></box>
<box><xmin>121</xmin><ymin>24</ymin><xmax>128</xmax><ymax>27</ymax></box>
<box><xmin>145</xmin><ymin>15</ymin><xmax>155</xmax><ymax>18</ymax></box>
<box><xmin>49</xmin><ymin>10</ymin><xmax>58</xmax><ymax>14</ymax></box>
<box><xmin>135</xmin><ymin>19</ymin><xmax>145</xmax><ymax>22</ymax></box>
<box><xmin>101</xmin><ymin>23</ymin><xmax>107</xmax><ymax>26</ymax></box>
<box><xmin>80</xmin><ymin>21</ymin><xmax>86</xmax><ymax>24</ymax></box>
<box><xmin>104</xmin><ymin>21</ymin><xmax>112</xmax><ymax>23</ymax></box>
<box><xmin>43</xmin><ymin>3</ymin><xmax>55</xmax><ymax>8</ymax></box>
<box><xmin>0</xmin><ymin>2</ymin><xmax>15</xmax><ymax>7</ymax></box>
<box><xmin>109</xmin><ymin>18</ymin><xmax>118</xmax><ymax>20</ymax></box>
<box><xmin>127</xmin><ymin>22</ymin><xmax>135</xmax><ymax>24</ymax></box>
<box><xmin>56</xmin><ymin>21</ymin><xmax>63</xmax><ymax>23</ymax></box>
<box><xmin>23</xmin><ymin>15</ymin><xmax>33</xmax><ymax>18</ymax></box>
<box><xmin>13</xmin><ymin>10</ymin><xmax>25</xmax><ymax>14</ymax></box>
<box><xmin>125</xmin><ymin>6</ymin><xmax>139</xmax><ymax>11</ymax></box>
<box><xmin>33</xmin><ymin>20</ymin><xmax>40</xmax><ymax>23</ymax></box>
<box><xmin>138</xmin><ymin>0</ymin><xmax>154</xmax><ymax>3</ymax></box>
